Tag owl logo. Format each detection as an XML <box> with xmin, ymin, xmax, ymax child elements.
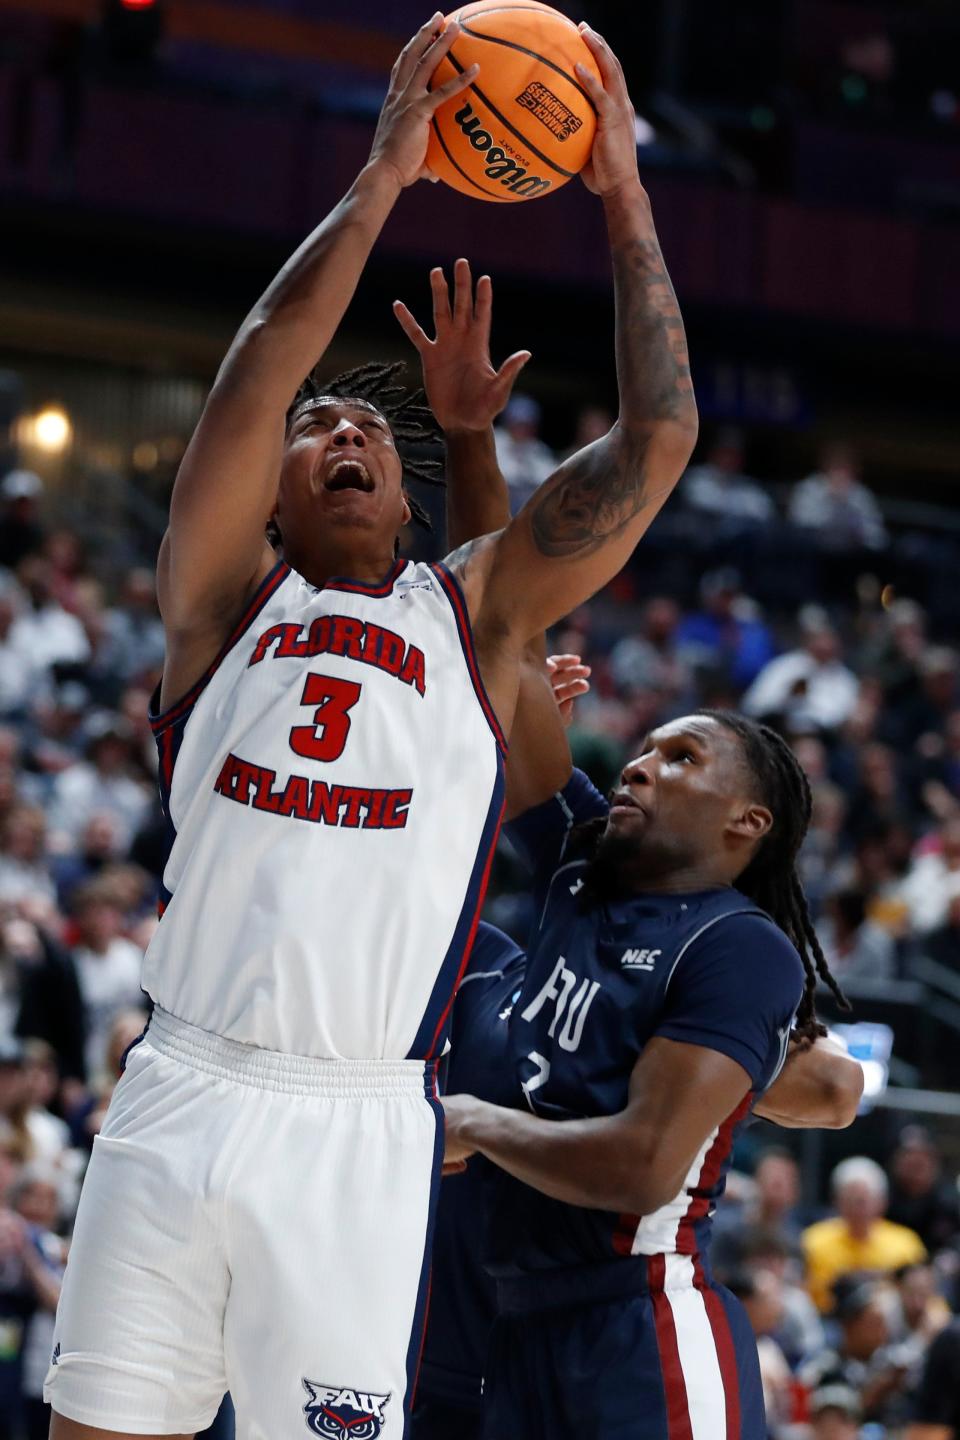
<box><xmin>302</xmin><ymin>1380</ymin><xmax>392</xmax><ymax>1438</ymax></box>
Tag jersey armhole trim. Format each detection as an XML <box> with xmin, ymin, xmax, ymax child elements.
<box><xmin>431</xmin><ymin>562</ymin><xmax>508</xmax><ymax>755</ymax></box>
<box><xmin>149</xmin><ymin>558</ymin><xmax>290</xmax><ymax>736</ymax></box>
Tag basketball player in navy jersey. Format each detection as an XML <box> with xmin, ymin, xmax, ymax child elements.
<box><xmin>46</xmin><ymin>19</ymin><xmax>701</xmax><ymax>1440</ymax></box>
<box><xmin>413</xmin><ymin>658</ymin><xmax>863</xmax><ymax>1440</ymax></box>
<box><xmin>440</xmin><ymin>653</ymin><xmax>862</xmax><ymax>1439</ymax></box>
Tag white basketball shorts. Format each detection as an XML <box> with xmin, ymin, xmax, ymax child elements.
<box><xmin>45</xmin><ymin>1008</ymin><xmax>443</xmax><ymax>1437</ymax></box>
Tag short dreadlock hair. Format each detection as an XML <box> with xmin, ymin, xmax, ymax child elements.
<box><xmin>573</xmin><ymin>710</ymin><xmax>850</xmax><ymax>1045</ymax></box>
<box><xmin>284</xmin><ymin>360</ymin><xmax>445</xmax><ymax>536</ymax></box>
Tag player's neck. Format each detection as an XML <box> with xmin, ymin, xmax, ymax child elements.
<box><xmin>283</xmin><ymin>537</ymin><xmax>401</xmax><ymax>590</ymax></box>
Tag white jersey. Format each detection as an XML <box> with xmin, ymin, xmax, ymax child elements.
<box><xmin>145</xmin><ymin>557</ymin><xmax>505</xmax><ymax>1060</ymax></box>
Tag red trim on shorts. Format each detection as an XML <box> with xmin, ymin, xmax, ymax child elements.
<box><xmin>648</xmin><ymin>1254</ymin><xmax>695</xmax><ymax>1440</ymax></box>
<box><xmin>694</xmin><ymin>1256</ymin><xmax>742</xmax><ymax>1438</ymax></box>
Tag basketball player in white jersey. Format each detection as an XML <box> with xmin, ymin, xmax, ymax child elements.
<box><xmin>45</xmin><ymin>20</ymin><xmax>697</xmax><ymax>1440</ymax></box>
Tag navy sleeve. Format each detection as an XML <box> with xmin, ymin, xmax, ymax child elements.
<box><xmin>655</xmin><ymin>913</ymin><xmax>804</xmax><ymax>1090</ymax></box>
<box><xmin>504</xmin><ymin>769</ymin><xmax>608</xmax><ymax>897</ymax></box>
<box><xmin>461</xmin><ymin>921</ymin><xmax>525</xmax><ymax>985</ymax></box>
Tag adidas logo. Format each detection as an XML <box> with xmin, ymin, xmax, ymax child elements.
<box><xmin>620</xmin><ymin>948</ymin><xmax>661</xmax><ymax>972</ymax></box>
<box><xmin>51</xmin><ymin>1342</ymin><xmax>60</xmax><ymax>1366</ymax></box>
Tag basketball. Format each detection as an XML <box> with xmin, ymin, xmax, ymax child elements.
<box><xmin>426</xmin><ymin>1</ymin><xmax>602</xmax><ymax>203</ymax></box>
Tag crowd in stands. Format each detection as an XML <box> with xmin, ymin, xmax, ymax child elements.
<box><xmin>1</xmin><ymin>405</ymin><xmax>960</xmax><ymax>1436</ymax></box>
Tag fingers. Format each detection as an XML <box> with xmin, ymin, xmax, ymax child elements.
<box><xmin>553</xmin><ymin>678</ymin><xmax>590</xmax><ymax>703</ymax></box>
<box><xmin>577</xmin><ymin>24</ymin><xmax>629</xmax><ymax>100</ymax></box>
<box><xmin>415</xmin><ymin>16</ymin><xmax>460</xmax><ymax>78</ymax></box>
<box><xmin>428</xmin><ymin>61</ymin><xmax>479</xmax><ymax>110</ymax></box>
<box><xmin>394</xmin><ymin>11</ymin><xmax>445</xmax><ymax>87</ymax></box>
<box><xmin>430</xmin><ymin>266</ymin><xmax>451</xmax><ymax>331</ymax></box>
<box><xmin>393</xmin><ymin>299</ymin><xmax>432</xmax><ymax>353</ymax></box>
<box><xmin>547</xmin><ymin>653</ymin><xmax>589</xmax><ymax>674</ymax></box>
<box><xmin>496</xmin><ymin>350</ymin><xmax>532</xmax><ymax>394</ymax></box>
<box><xmin>452</xmin><ymin>257</ymin><xmax>473</xmax><ymax>327</ymax></box>
<box><xmin>442</xmin><ymin>1160</ymin><xmax>468</xmax><ymax>1176</ymax></box>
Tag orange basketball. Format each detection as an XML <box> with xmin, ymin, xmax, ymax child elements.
<box><xmin>426</xmin><ymin>1</ymin><xmax>601</xmax><ymax>203</ymax></box>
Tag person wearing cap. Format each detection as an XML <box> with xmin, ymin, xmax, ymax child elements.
<box><xmin>803</xmin><ymin>1157</ymin><xmax>927</xmax><ymax>1313</ymax></box>
<box><xmin>681</xmin><ymin>427</ymin><xmax>776</xmax><ymax>530</ymax></box>
<box><xmin>493</xmin><ymin>392</ymin><xmax>558</xmax><ymax>515</ymax></box>
<box><xmin>808</xmin><ymin>1383</ymin><xmax>863</xmax><ymax>1440</ymax></box>
<box><xmin>0</xmin><ymin>470</ymin><xmax>44</xmax><ymax>571</ymax></box>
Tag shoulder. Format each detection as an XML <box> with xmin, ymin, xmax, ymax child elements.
<box><xmin>802</xmin><ymin>1217</ymin><xmax>844</xmax><ymax>1249</ymax></box>
<box><xmin>878</xmin><ymin>1220</ymin><xmax>927</xmax><ymax>1256</ymax></box>
<box><xmin>674</xmin><ymin>908</ymin><xmax>803</xmax><ymax>985</ymax></box>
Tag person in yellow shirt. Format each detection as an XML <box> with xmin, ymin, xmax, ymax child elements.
<box><xmin>803</xmin><ymin>1155</ymin><xmax>927</xmax><ymax>1312</ymax></box>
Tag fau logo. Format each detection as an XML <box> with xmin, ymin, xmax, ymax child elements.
<box><xmin>302</xmin><ymin>1380</ymin><xmax>391</xmax><ymax>1439</ymax></box>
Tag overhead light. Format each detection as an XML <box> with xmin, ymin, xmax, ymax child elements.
<box><xmin>32</xmin><ymin>407</ymin><xmax>73</xmax><ymax>455</ymax></box>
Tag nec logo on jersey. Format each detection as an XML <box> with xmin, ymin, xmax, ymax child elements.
<box><xmin>621</xmin><ymin>948</ymin><xmax>662</xmax><ymax>972</ymax></box>
<box><xmin>302</xmin><ymin>1380</ymin><xmax>391</xmax><ymax>1439</ymax></box>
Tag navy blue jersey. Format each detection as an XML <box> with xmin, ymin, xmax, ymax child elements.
<box><xmin>490</xmin><ymin>778</ymin><xmax>805</xmax><ymax>1277</ymax></box>
<box><xmin>421</xmin><ymin>922</ymin><xmax>526</xmax><ymax>1409</ymax></box>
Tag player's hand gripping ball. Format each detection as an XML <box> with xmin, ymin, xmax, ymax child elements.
<box><xmin>426</xmin><ymin>0</ymin><xmax>602</xmax><ymax>202</ymax></box>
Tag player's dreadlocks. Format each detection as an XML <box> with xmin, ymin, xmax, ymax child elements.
<box><xmin>572</xmin><ymin>711</ymin><xmax>850</xmax><ymax>1044</ymax></box>
<box><xmin>696</xmin><ymin>710</ymin><xmax>850</xmax><ymax>1043</ymax></box>
<box><xmin>285</xmin><ymin>360</ymin><xmax>445</xmax><ymax>537</ymax></box>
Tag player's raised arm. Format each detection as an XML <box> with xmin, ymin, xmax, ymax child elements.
<box><xmin>465</xmin><ymin>26</ymin><xmax>698</xmax><ymax>646</ymax></box>
<box><xmin>157</xmin><ymin>15</ymin><xmax>477</xmax><ymax>697</ymax></box>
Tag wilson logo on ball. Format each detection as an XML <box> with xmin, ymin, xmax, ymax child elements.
<box><xmin>516</xmin><ymin>81</ymin><xmax>583</xmax><ymax>142</ymax></box>
<box><xmin>454</xmin><ymin>103</ymin><xmax>552</xmax><ymax>198</ymax></box>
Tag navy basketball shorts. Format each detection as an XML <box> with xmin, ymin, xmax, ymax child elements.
<box><xmin>44</xmin><ymin>1009</ymin><xmax>443</xmax><ymax>1438</ymax></box>
<box><xmin>481</xmin><ymin>1255</ymin><xmax>765</xmax><ymax>1440</ymax></box>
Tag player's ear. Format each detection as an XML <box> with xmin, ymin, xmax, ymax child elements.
<box><xmin>400</xmin><ymin>490</ymin><xmax>412</xmax><ymax>529</ymax></box>
<box><xmin>728</xmin><ymin>802</ymin><xmax>773</xmax><ymax>844</ymax></box>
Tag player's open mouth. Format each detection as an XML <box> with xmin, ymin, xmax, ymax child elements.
<box><xmin>610</xmin><ymin>790</ymin><xmax>645</xmax><ymax>814</ymax></box>
<box><xmin>324</xmin><ymin>458</ymin><xmax>375</xmax><ymax>494</ymax></box>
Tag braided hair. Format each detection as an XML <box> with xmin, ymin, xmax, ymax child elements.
<box><xmin>695</xmin><ymin>710</ymin><xmax>850</xmax><ymax>1043</ymax></box>
<box><xmin>285</xmin><ymin>360</ymin><xmax>445</xmax><ymax>535</ymax></box>
<box><xmin>572</xmin><ymin>711</ymin><xmax>850</xmax><ymax>1043</ymax></box>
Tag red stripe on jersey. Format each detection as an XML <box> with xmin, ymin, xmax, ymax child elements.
<box><xmin>649</xmin><ymin>1254</ymin><xmax>694</xmax><ymax>1440</ymax></box>
<box><xmin>431</xmin><ymin>564</ymin><xmax>507</xmax><ymax>754</ymax></box>
<box><xmin>151</xmin><ymin>560</ymin><xmax>290</xmax><ymax>734</ymax></box>
<box><xmin>694</xmin><ymin>1255</ymin><xmax>742</xmax><ymax>1438</ymax></box>
<box><xmin>676</xmin><ymin>1093</ymin><xmax>754</xmax><ymax>1254</ymax></box>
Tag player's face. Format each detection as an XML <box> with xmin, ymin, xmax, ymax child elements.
<box><xmin>607</xmin><ymin>716</ymin><xmax>764</xmax><ymax>873</ymax></box>
<box><xmin>277</xmin><ymin>399</ymin><xmax>410</xmax><ymax>548</ymax></box>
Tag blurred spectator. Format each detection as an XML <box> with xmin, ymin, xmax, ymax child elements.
<box><xmin>800</xmin><ymin>1276</ymin><xmax>912</xmax><ymax>1426</ymax></box>
<box><xmin>51</xmin><ymin>812</ymin><xmax>124</xmax><ymax>911</ymax></box>
<box><xmin>94</xmin><ymin>567</ymin><xmax>166</xmax><ymax>692</ymax></box>
<box><xmin>493</xmin><ymin>395</ymin><xmax>557</xmax><ymax>515</ymax></box>
<box><xmin>802</xmin><ymin>1157</ymin><xmax>926</xmax><ymax>1313</ymax></box>
<box><xmin>67</xmin><ymin>1007</ymin><xmax>147</xmax><ymax>1150</ymax></box>
<box><xmin>925</xmin><ymin>894</ymin><xmax>960</xmax><ymax>973</ymax></box>
<box><xmin>3</xmin><ymin>1161</ymin><xmax>62</xmax><ymax>1440</ymax></box>
<box><xmin>903</xmin><ymin>816</ymin><xmax>960</xmax><ymax>935</ymax></box>
<box><xmin>805</xmin><ymin>1384</ymin><xmax>862</xmax><ymax>1440</ymax></box>
<box><xmin>0</xmin><ymin>589</ymin><xmax>47</xmax><ymax>721</ymax></box>
<box><xmin>2</xmin><ymin>917</ymin><xmax>87</xmax><ymax>1084</ymax></box>
<box><xmin>47</xmin><ymin>715</ymin><xmax>151</xmax><ymax>854</ymax></box>
<box><xmin>560</xmin><ymin>404</ymin><xmax>614</xmax><ymax>461</ymax></box>
<box><xmin>0</xmin><ymin>806</ymin><xmax>56</xmax><ymax>910</ymax></box>
<box><xmin>0</xmin><ymin>471</ymin><xmax>45</xmax><ymax>571</ymax></box>
<box><xmin>887</xmin><ymin>1261</ymin><xmax>951</xmax><ymax>1371</ymax></box>
<box><xmin>886</xmin><ymin>1128</ymin><xmax>960</xmax><ymax>1255</ymax></box>
<box><xmin>20</xmin><ymin>1041</ymin><xmax>69</xmax><ymax>1174</ymax></box>
<box><xmin>742</xmin><ymin>607</ymin><xmax>860</xmax><ymax>733</ymax></box>
<box><xmin>726</xmin><ymin>1267</ymin><xmax>793</xmax><ymax>1428</ymax></box>
<box><xmin>681</xmin><ymin>428</ymin><xmax>775</xmax><ymax>529</ymax></box>
<box><xmin>7</xmin><ymin>556</ymin><xmax>89</xmax><ymax>675</ymax></box>
<box><xmin>608</xmin><ymin>597</ymin><xmax>693</xmax><ymax>708</ymax></box>
<box><xmin>906</xmin><ymin>1316</ymin><xmax>960</xmax><ymax>1438</ymax></box>
<box><xmin>675</xmin><ymin>568</ymin><xmax>776</xmax><ymax>691</ymax></box>
<box><xmin>816</xmin><ymin>888</ymin><xmax>897</xmax><ymax>985</ymax></box>
<box><xmin>800</xmin><ymin>781</ymin><xmax>849</xmax><ymax>919</ymax></box>
<box><xmin>42</xmin><ymin>530</ymin><xmax>86</xmax><ymax>617</ymax></box>
<box><xmin>788</xmin><ymin>445</ymin><xmax>887</xmax><ymax>552</ymax></box>
<box><xmin>739</xmin><ymin>1227</ymin><xmax>827</xmax><ymax>1370</ymax></box>
<box><xmin>68</xmin><ymin>885</ymin><xmax>144</xmax><ymax>1079</ymax></box>
<box><xmin>846</xmin><ymin>743</ymin><xmax>916</xmax><ymax>844</ymax></box>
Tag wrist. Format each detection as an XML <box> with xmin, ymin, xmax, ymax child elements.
<box><xmin>355</xmin><ymin>157</ymin><xmax>404</xmax><ymax>208</ymax></box>
<box><xmin>444</xmin><ymin>423</ymin><xmax>497</xmax><ymax>441</ymax></box>
<box><xmin>601</xmin><ymin>174</ymin><xmax>649</xmax><ymax>214</ymax></box>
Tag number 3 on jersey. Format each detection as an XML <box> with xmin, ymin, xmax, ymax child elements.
<box><xmin>289</xmin><ymin>673</ymin><xmax>361</xmax><ymax>763</ymax></box>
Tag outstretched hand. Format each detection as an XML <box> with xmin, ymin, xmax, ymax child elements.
<box><xmin>394</xmin><ymin>259</ymin><xmax>531</xmax><ymax>433</ymax></box>
<box><xmin>546</xmin><ymin>653</ymin><xmax>591</xmax><ymax>725</ymax></box>
<box><xmin>369</xmin><ymin>13</ymin><xmax>479</xmax><ymax>189</ymax></box>
<box><xmin>575</xmin><ymin>25</ymin><xmax>641</xmax><ymax>199</ymax></box>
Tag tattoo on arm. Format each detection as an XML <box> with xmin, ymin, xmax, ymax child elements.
<box><xmin>444</xmin><ymin>535</ymin><xmax>485</xmax><ymax>577</ymax></box>
<box><xmin>529</xmin><ymin>194</ymin><xmax>694</xmax><ymax>561</ymax></box>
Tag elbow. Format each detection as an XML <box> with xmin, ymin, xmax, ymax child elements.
<box><xmin>613</xmin><ymin>1137</ymin><xmax>681</xmax><ymax>1217</ymax></box>
<box><xmin>822</xmin><ymin>1059</ymin><xmax>865</xmax><ymax>1129</ymax></box>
